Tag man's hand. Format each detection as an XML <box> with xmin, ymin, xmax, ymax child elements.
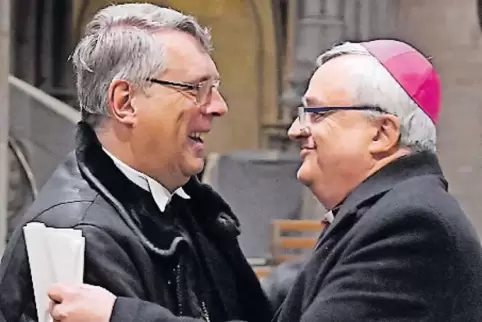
<box><xmin>47</xmin><ymin>283</ymin><xmax>116</xmax><ymax>322</ymax></box>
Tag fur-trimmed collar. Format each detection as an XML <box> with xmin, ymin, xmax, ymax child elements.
<box><xmin>75</xmin><ymin>121</ymin><xmax>241</xmax><ymax>256</ymax></box>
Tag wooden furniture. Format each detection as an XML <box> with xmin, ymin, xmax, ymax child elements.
<box><xmin>253</xmin><ymin>266</ymin><xmax>273</xmax><ymax>279</ymax></box>
<box><xmin>270</xmin><ymin>219</ymin><xmax>326</xmax><ymax>265</ymax></box>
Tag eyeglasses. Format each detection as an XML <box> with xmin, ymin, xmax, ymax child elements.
<box><xmin>147</xmin><ymin>78</ymin><xmax>220</xmax><ymax>106</ymax></box>
<box><xmin>297</xmin><ymin>105</ymin><xmax>385</xmax><ymax>126</ymax></box>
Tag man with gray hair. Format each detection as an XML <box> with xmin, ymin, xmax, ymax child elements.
<box><xmin>272</xmin><ymin>39</ymin><xmax>482</xmax><ymax>321</ymax></box>
<box><xmin>0</xmin><ymin>3</ymin><xmax>271</xmax><ymax>322</ymax></box>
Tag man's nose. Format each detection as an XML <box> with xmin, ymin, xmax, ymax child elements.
<box><xmin>287</xmin><ymin>118</ymin><xmax>310</xmax><ymax>141</ymax></box>
<box><xmin>204</xmin><ymin>90</ymin><xmax>228</xmax><ymax>117</ymax></box>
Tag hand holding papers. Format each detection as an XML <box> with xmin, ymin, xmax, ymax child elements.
<box><xmin>23</xmin><ymin>223</ymin><xmax>85</xmax><ymax>322</ymax></box>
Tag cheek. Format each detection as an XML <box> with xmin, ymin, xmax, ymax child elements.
<box><xmin>185</xmin><ymin>112</ymin><xmax>203</xmax><ymax>131</ymax></box>
<box><xmin>154</xmin><ymin>104</ymin><xmax>190</xmax><ymax>141</ymax></box>
<box><xmin>135</xmin><ymin>108</ymin><xmax>185</xmax><ymax>156</ymax></box>
<box><xmin>310</xmin><ymin>126</ymin><xmax>336</xmax><ymax>163</ymax></box>
<box><xmin>313</xmin><ymin>128</ymin><xmax>371</xmax><ymax>171</ymax></box>
<box><xmin>180</xmin><ymin>110</ymin><xmax>202</xmax><ymax>141</ymax></box>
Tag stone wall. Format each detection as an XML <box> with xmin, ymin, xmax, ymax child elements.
<box><xmin>395</xmin><ymin>0</ymin><xmax>482</xmax><ymax>234</ymax></box>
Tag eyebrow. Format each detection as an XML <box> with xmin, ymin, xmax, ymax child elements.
<box><xmin>188</xmin><ymin>74</ymin><xmax>221</xmax><ymax>84</ymax></box>
<box><xmin>302</xmin><ymin>96</ymin><xmax>323</xmax><ymax>107</ymax></box>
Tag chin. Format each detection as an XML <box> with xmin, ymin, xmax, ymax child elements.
<box><xmin>185</xmin><ymin>157</ymin><xmax>205</xmax><ymax>177</ymax></box>
<box><xmin>296</xmin><ymin>164</ymin><xmax>313</xmax><ymax>186</ymax></box>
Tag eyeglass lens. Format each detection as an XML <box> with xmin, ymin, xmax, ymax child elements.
<box><xmin>197</xmin><ymin>79</ymin><xmax>219</xmax><ymax>105</ymax></box>
<box><xmin>298</xmin><ymin>106</ymin><xmax>308</xmax><ymax>126</ymax></box>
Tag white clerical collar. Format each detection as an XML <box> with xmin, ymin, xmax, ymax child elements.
<box><xmin>102</xmin><ymin>147</ymin><xmax>190</xmax><ymax>212</ymax></box>
<box><xmin>323</xmin><ymin>210</ymin><xmax>334</xmax><ymax>224</ymax></box>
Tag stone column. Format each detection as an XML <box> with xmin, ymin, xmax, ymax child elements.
<box><xmin>0</xmin><ymin>0</ymin><xmax>11</xmax><ymax>255</ymax></box>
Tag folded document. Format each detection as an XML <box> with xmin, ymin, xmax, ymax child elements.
<box><xmin>23</xmin><ymin>223</ymin><xmax>85</xmax><ymax>322</ymax></box>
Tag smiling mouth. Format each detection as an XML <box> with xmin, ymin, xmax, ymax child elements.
<box><xmin>300</xmin><ymin>145</ymin><xmax>316</xmax><ymax>159</ymax></box>
<box><xmin>188</xmin><ymin>132</ymin><xmax>205</xmax><ymax>144</ymax></box>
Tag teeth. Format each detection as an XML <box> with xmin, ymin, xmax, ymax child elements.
<box><xmin>189</xmin><ymin>132</ymin><xmax>202</xmax><ymax>139</ymax></box>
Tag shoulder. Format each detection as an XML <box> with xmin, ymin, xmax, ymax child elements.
<box><xmin>377</xmin><ymin>175</ymin><xmax>475</xmax><ymax>236</ymax></box>
<box><xmin>34</xmin><ymin>195</ymin><xmax>134</xmax><ymax>242</ymax></box>
<box><xmin>12</xmin><ymin>187</ymin><xmax>131</xmax><ymax>251</ymax></box>
<box><xmin>25</xmin><ymin>192</ymin><xmax>109</xmax><ymax>228</ymax></box>
<box><xmin>353</xmin><ymin>174</ymin><xmax>480</xmax><ymax>258</ymax></box>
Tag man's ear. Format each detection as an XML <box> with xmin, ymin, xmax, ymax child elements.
<box><xmin>368</xmin><ymin>114</ymin><xmax>401</xmax><ymax>154</ymax></box>
<box><xmin>107</xmin><ymin>80</ymin><xmax>137</xmax><ymax>126</ymax></box>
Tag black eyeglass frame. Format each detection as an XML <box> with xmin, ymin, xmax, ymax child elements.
<box><xmin>298</xmin><ymin>105</ymin><xmax>386</xmax><ymax>124</ymax></box>
<box><xmin>147</xmin><ymin>78</ymin><xmax>198</xmax><ymax>90</ymax></box>
<box><xmin>302</xmin><ymin>105</ymin><xmax>385</xmax><ymax>114</ymax></box>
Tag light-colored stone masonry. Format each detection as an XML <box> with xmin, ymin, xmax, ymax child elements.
<box><xmin>396</xmin><ymin>0</ymin><xmax>482</xmax><ymax>234</ymax></box>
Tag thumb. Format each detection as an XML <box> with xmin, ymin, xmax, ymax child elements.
<box><xmin>47</xmin><ymin>283</ymin><xmax>71</xmax><ymax>303</ymax></box>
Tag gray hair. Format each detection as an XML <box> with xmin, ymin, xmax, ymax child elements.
<box><xmin>71</xmin><ymin>3</ymin><xmax>212</xmax><ymax>127</ymax></box>
<box><xmin>316</xmin><ymin>42</ymin><xmax>437</xmax><ymax>152</ymax></box>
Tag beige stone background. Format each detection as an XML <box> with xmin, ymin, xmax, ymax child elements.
<box><xmin>395</xmin><ymin>0</ymin><xmax>482</xmax><ymax>234</ymax></box>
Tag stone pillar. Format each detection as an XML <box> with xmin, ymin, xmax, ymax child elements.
<box><xmin>0</xmin><ymin>0</ymin><xmax>11</xmax><ymax>255</ymax></box>
<box><xmin>395</xmin><ymin>0</ymin><xmax>482</xmax><ymax>236</ymax></box>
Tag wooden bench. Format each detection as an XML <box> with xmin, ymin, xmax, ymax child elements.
<box><xmin>253</xmin><ymin>266</ymin><xmax>273</xmax><ymax>278</ymax></box>
<box><xmin>270</xmin><ymin>219</ymin><xmax>326</xmax><ymax>265</ymax></box>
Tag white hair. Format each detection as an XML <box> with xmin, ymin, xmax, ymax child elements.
<box><xmin>71</xmin><ymin>3</ymin><xmax>212</xmax><ymax>127</ymax></box>
<box><xmin>316</xmin><ymin>42</ymin><xmax>437</xmax><ymax>152</ymax></box>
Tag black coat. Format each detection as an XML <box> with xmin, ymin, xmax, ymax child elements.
<box><xmin>0</xmin><ymin>122</ymin><xmax>272</xmax><ymax>322</ymax></box>
<box><xmin>261</xmin><ymin>257</ymin><xmax>307</xmax><ymax>311</ymax></box>
<box><xmin>274</xmin><ymin>152</ymin><xmax>482</xmax><ymax>322</ymax></box>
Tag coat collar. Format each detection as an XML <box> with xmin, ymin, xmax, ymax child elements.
<box><xmin>339</xmin><ymin>151</ymin><xmax>446</xmax><ymax>216</ymax></box>
<box><xmin>102</xmin><ymin>146</ymin><xmax>190</xmax><ymax>211</ymax></box>
<box><xmin>317</xmin><ymin>152</ymin><xmax>447</xmax><ymax>245</ymax></box>
<box><xmin>75</xmin><ymin>121</ymin><xmax>240</xmax><ymax>256</ymax></box>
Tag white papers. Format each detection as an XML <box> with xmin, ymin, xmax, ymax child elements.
<box><xmin>23</xmin><ymin>223</ymin><xmax>85</xmax><ymax>322</ymax></box>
